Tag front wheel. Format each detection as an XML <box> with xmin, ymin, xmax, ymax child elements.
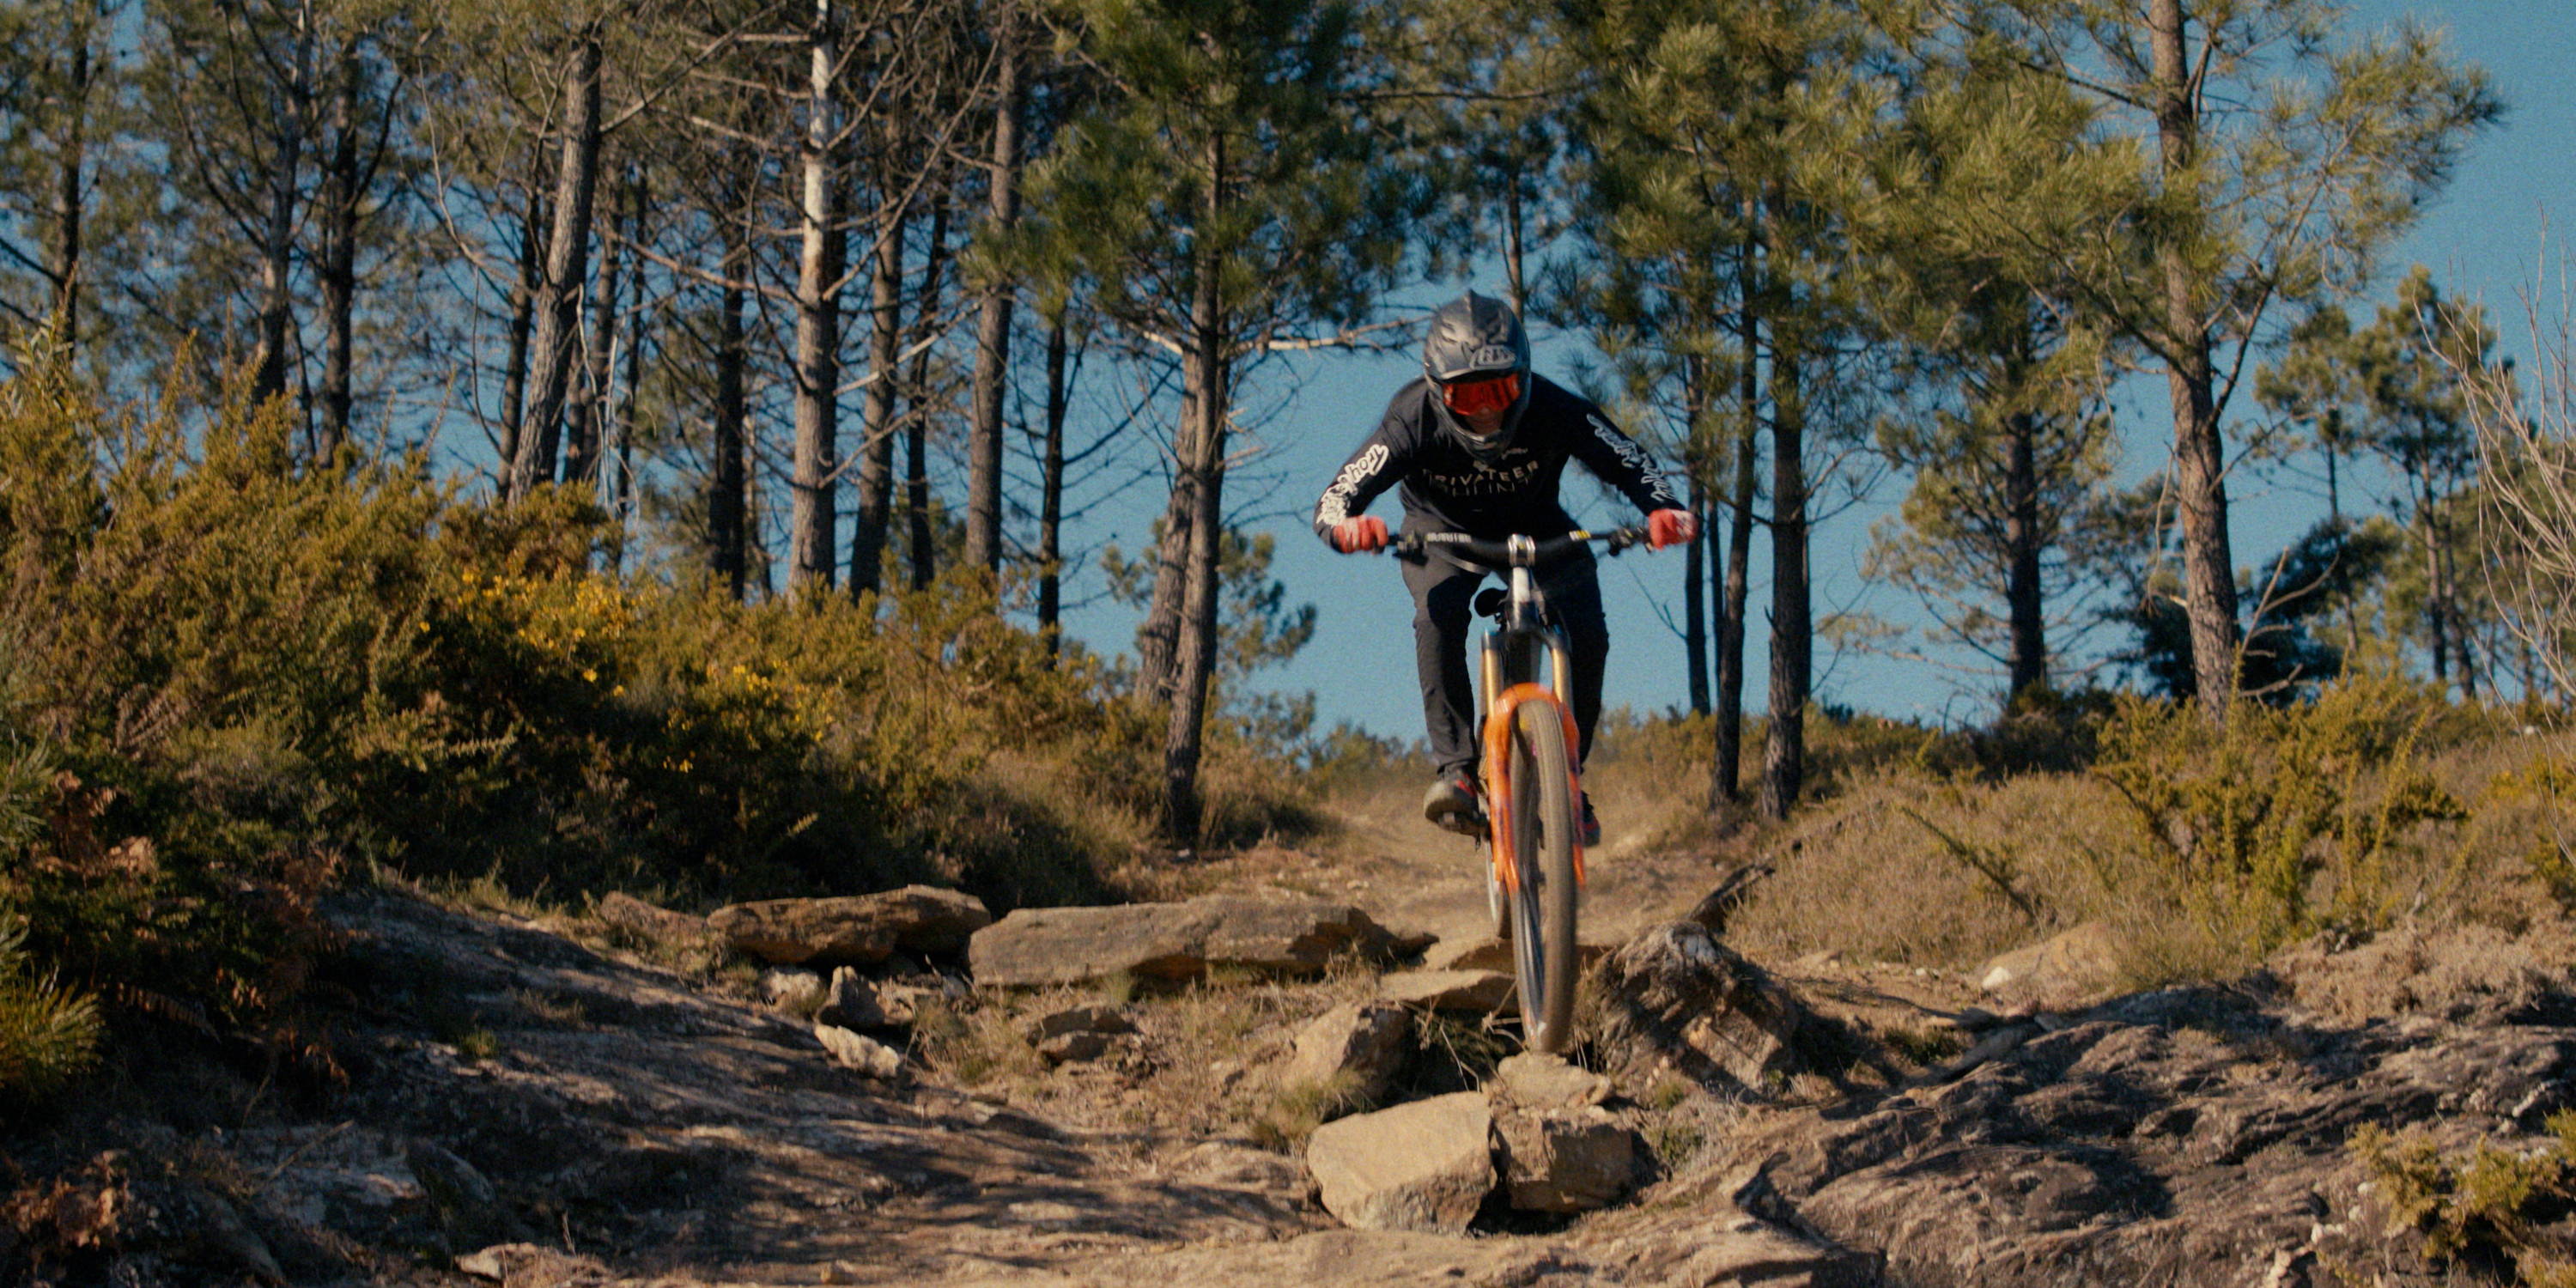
<box><xmin>1505</xmin><ymin>701</ymin><xmax>1579</xmax><ymax>1054</ymax></box>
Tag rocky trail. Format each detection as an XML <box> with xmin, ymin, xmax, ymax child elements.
<box><xmin>15</xmin><ymin>799</ymin><xmax>2576</xmax><ymax>1286</ymax></box>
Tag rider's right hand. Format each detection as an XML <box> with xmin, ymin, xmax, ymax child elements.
<box><xmin>1331</xmin><ymin>516</ymin><xmax>1388</xmax><ymax>554</ymax></box>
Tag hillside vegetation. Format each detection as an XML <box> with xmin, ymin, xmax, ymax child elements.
<box><xmin>0</xmin><ymin>362</ymin><xmax>1311</xmax><ymax>1099</ymax></box>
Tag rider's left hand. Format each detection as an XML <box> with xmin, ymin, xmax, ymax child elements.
<box><xmin>1647</xmin><ymin>508</ymin><xmax>1697</xmax><ymax>550</ymax></box>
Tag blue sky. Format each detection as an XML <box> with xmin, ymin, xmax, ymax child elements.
<box><xmin>1050</xmin><ymin>0</ymin><xmax>2576</xmax><ymax>747</ymax></box>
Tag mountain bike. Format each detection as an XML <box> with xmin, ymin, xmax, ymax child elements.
<box><xmin>1390</xmin><ymin>525</ymin><xmax>1645</xmax><ymax>1054</ymax></box>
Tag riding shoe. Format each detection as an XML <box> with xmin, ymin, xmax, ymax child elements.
<box><xmin>1423</xmin><ymin>775</ymin><xmax>1482</xmax><ymax>835</ymax></box>
<box><xmin>1580</xmin><ymin>793</ymin><xmax>1601</xmax><ymax>849</ymax></box>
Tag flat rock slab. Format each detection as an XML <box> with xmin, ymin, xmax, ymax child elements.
<box><xmin>1423</xmin><ymin>937</ymin><xmax>1608</xmax><ymax>974</ymax></box>
<box><xmin>1305</xmin><ymin>1091</ymin><xmax>1497</xmax><ymax>1233</ymax></box>
<box><xmin>711</xmin><ymin>885</ymin><xmax>992</xmax><ymax>967</ymax></box>
<box><xmin>1378</xmin><ymin>969</ymin><xmax>1514</xmax><ymax>1013</ymax></box>
<box><xmin>969</xmin><ymin>897</ymin><xmax>1397</xmax><ymax>987</ymax></box>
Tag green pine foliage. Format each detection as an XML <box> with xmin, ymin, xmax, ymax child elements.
<box><xmin>2353</xmin><ymin>1114</ymin><xmax>2576</xmax><ymax>1285</ymax></box>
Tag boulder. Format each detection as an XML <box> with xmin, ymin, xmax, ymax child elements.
<box><xmin>1379</xmin><ymin>969</ymin><xmax>1514</xmax><ymax>1013</ymax></box>
<box><xmin>814</xmin><ymin>1023</ymin><xmax>903</xmax><ymax>1078</ymax></box>
<box><xmin>1489</xmin><ymin>1052</ymin><xmax>1612</xmax><ymax>1110</ymax></box>
<box><xmin>711</xmin><ymin>885</ymin><xmax>992</xmax><ymax>967</ymax></box>
<box><xmin>969</xmin><ymin>897</ymin><xmax>1398</xmax><ymax>988</ymax></box>
<box><xmin>1303</xmin><ymin>1092</ymin><xmax>1497</xmax><ymax>1233</ymax></box>
<box><xmin>1283</xmin><ymin>1002</ymin><xmax>1411</xmax><ymax>1108</ymax></box>
<box><xmin>1978</xmin><ymin>920</ymin><xmax>2122</xmax><ymax>1010</ymax></box>
<box><xmin>1592</xmin><ymin>920</ymin><xmax>1826</xmax><ymax>1094</ymax></box>
<box><xmin>1495</xmin><ymin>1109</ymin><xmax>1639</xmax><ymax>1212</ymax></box>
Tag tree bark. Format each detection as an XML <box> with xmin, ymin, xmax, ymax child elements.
<box><xmin>1134</xmin><ymin>453</ymin><xmax>1197</xmax><ymax>702</ymax></box>
<box><xmin>512</xmin><ymin>31</ymin><xmax>605</xmax><ymax>501</ymax></box>
<box><xmin>2150</xmin><ymin>0</ymin><xmax>2241</xmax><ymax>717</ymax></box>
<box><xmin>1163</xmin><ymin>132</ymin><xmax>1229</xmax><ymax>845</ymax></box>
<box><xmin>566</xmin><ymin>155</ymin><xmax>623</xmax><ymax>489</ymax></box>
<box><xmin>904</xmin><ymin>199</ymin><xmax>951</xmax><ymax>592</ymax></box>
<box><xmin>964</xmin><ymin>27</ymin><xmax>1022</xmax><ymax>577</ymax></box>
<box><xmin>49</xmin><ymin>29</ymin><xmax>90</xmax><ymax>345</ymax></box>
<box><xmin>318</xmin><ymin>46</ymin><xmax>360</xmax><ymax>459</ymax></box>
<box><xmin>1759</xmin><ymin>338</ymin><xmax>1807</xmax><ymax>822</ymax></box>
<box><xmin>788</xmin><ymin>0</ymin><xmax>845</xmax><ymax>594</ymax></box>
<box><xmin>1714</xmin><ymin>215</ymin><xmax>1759</xmax><ymax>807</ymax></box>
<box><xmin>710</xmin><ymin>216</ymin><xmax>750</xmax><ymax>601</ymax></box>
<box><xmin>609</xmin><ymin>171</ymin><xmax>646</xmax><ymax>571</ymax></box>
<box><xmin>2003</xmin><ymin>409</ymin><xmax>2047</xmax><ymax>700</ymax></box>
<box><xmin>849</xmin><ymin>205</ymin><xmax>905</xmax><ymax>598</ymax></box>
<box><xmin>251</xmin><ymin>0</ymin><xmax>314</xmax><ymax>409</ymax></box>
<box><xmin>1682</xmin><ymin>353</ymin><xmax>1710</xmax><ymax>715</ymax></box>
<box><xmin>1039</xmin><ymin>307</ymin><xmax>1069</xmax><ymax>659</ymax></box>
<box><xmin>496</xmin><ymin>167</ymin><xmax>544</xmax><ymax>483</ymax></box>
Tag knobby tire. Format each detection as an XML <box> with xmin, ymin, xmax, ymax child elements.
<box><xmin>1507</xmin><ymin>701</ymin><xmax>1579</xmax><ymax>1054</ymax></box>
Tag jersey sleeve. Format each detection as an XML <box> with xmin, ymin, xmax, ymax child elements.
<box><xmin>1311</xmin><ymin>404</ymin><xmax>1414</xmax><ymax>543</ymax></box>
<box><xmin>1569</xmin><ymin>403</ymin><xmax>1682</xmax><ymax>515</ymax></box>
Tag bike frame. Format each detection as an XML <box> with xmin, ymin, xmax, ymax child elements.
<box><xmin>1475</xmin><ymin>537</ymin><xmax>1586</xmax><ymax>893</ymax></box>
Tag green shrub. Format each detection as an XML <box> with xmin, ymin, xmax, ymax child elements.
<box><xmin>2094</xmin><ymin>678</ymin><xmax>2468</xmax><ymax>957</ymax></box>
<box><xmin>2354</xmin><ymin>1115</ymin><xmax>2576</xmax><ymax>1285</ymax></box>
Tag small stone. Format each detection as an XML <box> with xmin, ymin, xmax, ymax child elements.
<box><xmin>1038</xmin><ymin>1030</ymin><xmax>1112</xmax><ymax>1064</ymax></box>
<box><xmin>1026</xmin><ymin>1003</ymin><xmax>1135</xmax><ymax>1042</ymax></box>
<box><xmin>1490</xmin><ymin>1052</ymin><xmax>1613</xmax><ymax>1110</ymax></box>
<box><xmin>761</xmin><ymin>968</ymin><xmax>826</xmax><ymax>1011</ymax></box>
<box><xmin>1497</xmin><ymin>1110</ymin><xmax>1640</xmax><ymax>1212</ymax></box>
<box><xmin>815</xmin><ymin>1023</ymin><xmax>903</xmax><ymax>1078</ymax></box>
<box><xmin>1284</xmin><ymin>1002</ymin><xmax>1412</xmax><ymax>1109</ymax></box>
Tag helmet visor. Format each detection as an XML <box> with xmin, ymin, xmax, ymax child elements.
<box><xmin>1440</xmin><ymin>372</ymin><xmax>1522</xmax><ymax>418</ymax></box>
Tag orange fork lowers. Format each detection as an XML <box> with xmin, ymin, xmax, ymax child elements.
<box><xmin>1479</xmin><ymin>682</ymin><xmax>1588</xmax><ymax>892</ymax></box>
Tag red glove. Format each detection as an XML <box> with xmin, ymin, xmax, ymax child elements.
<box><xmin>1331</xmin><ymin>516</ymin><xmax>1388</xmax><ymax>554</ymax></box>
<box><xmin>1647</xmin><ymin>508</ymin><xmax>1697</xmax><ymax>550</ymax></box>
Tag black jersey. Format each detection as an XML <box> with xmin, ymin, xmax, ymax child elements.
<box><xmin>1311</xmin><ymin>373</ymin><xmax>1680</xmax><ymax>544</ymax></box>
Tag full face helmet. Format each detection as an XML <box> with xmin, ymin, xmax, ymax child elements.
<box><xmin>1422</xmin><ymin>291</ymin><xmax>1532</xmax><ymax>461</ymax></box>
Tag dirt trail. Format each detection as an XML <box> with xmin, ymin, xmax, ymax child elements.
<box><xmin>1215</xmin><ymin>774</ymin><xmax>1723</xmax><ymax>957</ymax></box>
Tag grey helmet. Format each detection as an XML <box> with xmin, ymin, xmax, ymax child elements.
<box><xmin>1423</xmin><ymin>291</ymin><xmax>1533</xmax><ymax>463</ymax></box>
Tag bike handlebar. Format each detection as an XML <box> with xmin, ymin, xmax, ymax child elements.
<box><xmin>1388</xmin><ymin>526</ymin><xmax>1649</xmax><ymax>566</ymax></box>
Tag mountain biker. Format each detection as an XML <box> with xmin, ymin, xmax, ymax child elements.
<box><xmin>1312</xmin><ymin>291</ymin><xmax>1696</xmax><ymax>847</ymax></box>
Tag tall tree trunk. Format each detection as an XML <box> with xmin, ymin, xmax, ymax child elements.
<box><xmin>1135</xmin><ymin>454</ymin><xmax>1197</xmax><ymax>702</ymax></box>
<box><xmin>2150</xmin><ymin>0</ymin><xmax>2241</xmax><ymax>717</ymax></box>
<box><xmin>1714</xmin><ymin>215</ymin><xmax>1759</xmax><ymax>807</ymax></box>
<box><xmin>512</xmin><ymin>30</ymin><xmax>605</xmax><ymax>500</ymax></box>
<box><xmin>496</xmin><ymin>168</ymin><xmax>545</xmax><ymax>483</ymax></box>
<box><xmin>2003</xmin><ymin>409</ymin><xmax>2047</xmax><ymax>700</ymax></box>
<box><xmin>609</xmin><ymin>171</ymin><xmax>646</xmax><ymax>571</ymax></box>
<box><xmin>1759</xmin><ymin>336</ymin><xmax>1808</xmax><ymax>823</ymax></box>
<box><xmin>904</xmin><ymin>199</ymin><xmax>951</xmax><ymax>592</ymax></box>
<box><xmin>251</xmin><ymin>0</ymin><xmax>314</xmax><ymax>408</ymax></box>
<box><xmin>1039</xmin><ymin>307</ymin><xmax>1069</xmax><ymax>659</ymax></box>
<box><xmin>565</xmin><ymin>169</ymin><xmax>622</xmax><ymax>489</ymax></box>
<box><xmin>849</xmin><ymin>205</ymin><xmax>905</xmax><ymax>598</ymax></box>
<box><xmin>710</xmin><ymin>222</ymin><xmax>750</xmax><ymax>600</ymax></box>
<box><xmin>1162</xmin><ymin>134</ymin><xmax>1229</xmax><ymax>845</ymax></box>
<box><xmin>1682</xmin><ymin>353</ymin><xmax>1710</xmax><ymax>715</ymax></box>
<box><xmin>964</xmin><ymin>27</ymin><xmax>1022</xmax><ymax>578</ymax></box>
<box><xmin>318</xmin><ymin>46</ymin><xmax>360</xmax><ymax>459</ymax></box>
<box><xmin>49</xmin><ymin>29</ymin><xmax>90</xmax><ymax>344</ymax></box>
<box><xmin>788</xmin><ymin>0</ymin><xmax>844</xmax><ymax>594</ymax></box>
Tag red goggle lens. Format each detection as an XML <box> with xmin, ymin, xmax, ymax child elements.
<box><xmin>1441</xmin><ymin>373</ymin><xmax>1521</xmax><ymax>416</ymax></box>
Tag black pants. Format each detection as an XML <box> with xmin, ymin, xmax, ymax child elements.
<box><xmin>1403</xmin><ymin>549</ymin><xmax>1607</xmax><ymax>781</ymax></box>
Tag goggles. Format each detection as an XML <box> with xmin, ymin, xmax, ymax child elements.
<box><xmin>1440</xmin><ymin>371</ymin><xmax>1522</xmax><ymax>417</ymax></box>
